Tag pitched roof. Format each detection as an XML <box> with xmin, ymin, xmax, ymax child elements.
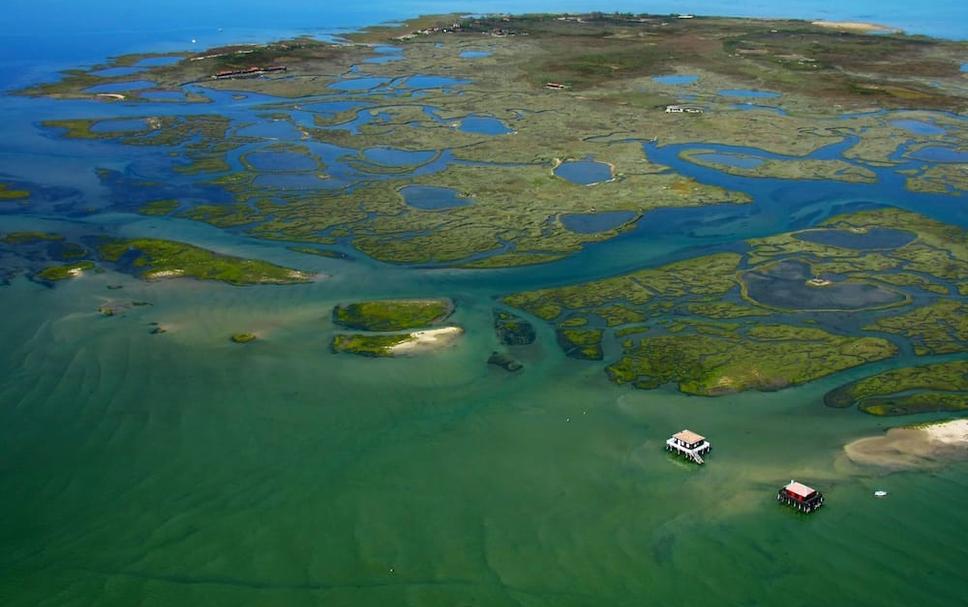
<box><xmin>673</xmin><ymin>429</ymin><xmax>705</xmax><ymax>444</ymax></box>
<box><xmin>784</xmin><ymin>481</ymin><xmax>817</xmax><ymax>498</ymax></box>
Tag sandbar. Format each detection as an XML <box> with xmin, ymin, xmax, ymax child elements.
<box><xmin>844</xmin><ymin>419</ymin><xmax>968</xmax><ymax>469</ymax></box>
<box><xmin>389</xmin><ymin>326</ymin><xmax>463</xmax><ymax>354</ymax></box>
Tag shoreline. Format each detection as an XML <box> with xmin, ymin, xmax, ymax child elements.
<box><xmin>844</xmin><ymin>419</ymin><xmax>968</xmax><ymax>469</ymax></box>
<box><xmin>389</xmin><ymin>326</ymin><xmax>463</xmax><ymax>354</ymax></box>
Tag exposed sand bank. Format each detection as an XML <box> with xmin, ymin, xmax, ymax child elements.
<box><xmin>389</xmin><ymin>326</ymin><xmax>463</xmax><ymax>355</ymax></box>
<box><xmin>845</xmin><ymin>419</ymin><xmax>968</xmax><ymax>469</ymax></box>
<box><xmin>811</xmin><ymin>21</ymin><xmax>897</xmax><ymax>33</ymax></box>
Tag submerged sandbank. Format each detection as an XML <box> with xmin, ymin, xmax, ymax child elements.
<box><xmin>845</xmin><ymin>419</ymin><xmax>968</xmax><ymax>469</ymax></box>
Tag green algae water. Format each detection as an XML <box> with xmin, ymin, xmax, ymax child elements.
<box><xmin>3</xmin><ymin>4</ymin><xmax>968</xmax><ymax>606</ymax></box>
<box><xmin>1</xmin><ymin>249</ymin><xmax>966</xmax><ymax>606</ymax></box>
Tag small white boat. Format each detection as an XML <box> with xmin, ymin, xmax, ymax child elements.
<box><xmin>874</xmin><ymin>490</ymin><xmax>888</xmax><ymax>497</ymax></box>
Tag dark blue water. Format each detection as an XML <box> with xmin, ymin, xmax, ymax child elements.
<box><xmin>692</xmin><ymin>152</ymin><xmax>764</xmax><ymax>169</ymax></box>
<box><xmin>890</xmin><ymin>119</ymin><xmax>945</xmax><ymax>135</ymax></box>
<box><xmin>909</xmin><ymin>146</ymin><xmax>968</xmax><ymax>163</ymax></box>
<box><xmin>555</xmin><ymin>159</ymin><xmax>612</xmax><ymax>185</ymax></box>
<box><xmin>460</xmin><ymin>115</ymin><xmax>513</xmax><ymax>135</ymax></box>
<box><xmin>363</xmin><ymin>147</ymin><xmax>436</xmax><ymax>166</ymax></box>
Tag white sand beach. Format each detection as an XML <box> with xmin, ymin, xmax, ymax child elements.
<box><xmin>389</xmin><ymin>326</ymin><xmax>463</xmax><ymax>355</ymax></box>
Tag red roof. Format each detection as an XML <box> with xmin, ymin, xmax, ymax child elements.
<box><xmin>784</xmin><ymin>481</ymin><xmax>817</xmax><ymax>499</ymax></box>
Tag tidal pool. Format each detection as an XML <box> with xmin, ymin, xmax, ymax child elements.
<box><xmin>719</xmin><ymin>88</ymin><xmax>780</xmax><ymax>99</ymax></box>
<box><xmin>561</xmin><ymin>211</ymin><xmax>636</xmax><ymax>234</ymax></box>
<box><xmin>403</xmin><ymin>75</ymin><xmax>469</xmax><ymax>89</ymax></box>
<box><xmin>365</xmin><ymin>46</ymin><xmax>403</xmax><ymax>63</ymax></box>
<box><xmin>890</xmin><ymin>120</ymin><xmax>945</xmax><ymax>135</ymax></box>
<box><xmin>692</xmin><ymin>152</ymin><xmax>763</xmax><ymax>169</ymax></box>
<box><xmin>329</xmin><ymin>77</ymin><xmax>392</xmax><ymax>91</ymax></box>
<box><xmin>459</xmin><ymin>115</ymin><xmax>512</xmax><ymax>135</ymax></box>
<box><xmin>744</xmin><ymin>260</ymin><xmax>906</xmax><ymax>310</ymax></box>
<box><xmin>245</xmin><ymin>151</ymin><xmax>317</xmax><ymax>172</ymax></box>
<box><xmin>363</xmin><ymin>147</ymin><xmax>435</xmax><ymax>166</ymax></box>
<box><xmin>460</xmin><ymin>50</ymin><xmax>492</xmax><ymax>58</ymax></box>
<box><xmin>795</xmin><ymin>228</ymin><xmax>917</xmax><ymax>250</ymax></box>
<box><xmin>653</xmin><ymin>74</ymin><xmax>698</xmax><ymax>85</ymax></box>
<box><xmin>909</xmin><ymin>146</ymin><xmax>968</xmax><ymax>163</ymax></box>
<box><xmin>400</xmin><ymin>185</ymin><xmax>472</xmax><ymax>210</ymax></box>
<box><xmin>555</xmin><ymin>159</ymin><xmax>612</xmax><ymax>185</ymax></box>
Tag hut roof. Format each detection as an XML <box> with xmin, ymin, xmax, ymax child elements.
<box><xmin>784</xmin><ymin>481</ymin><xmax>817</xmax><ymax>498</ymax></box>
<box><xmin>673</xmin><ymin>429</ymin><xmax>705</xmax><ymax>444</ymax></box>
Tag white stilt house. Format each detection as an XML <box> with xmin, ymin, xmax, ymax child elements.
<box><xmin>665</xmin><ymin>429</ymin><xmax>711</xmax><ymax>464</ymax></box>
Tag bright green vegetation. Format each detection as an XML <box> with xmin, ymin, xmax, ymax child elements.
<box><xmin>609</xmin><ymin>323</ymin><xmax>895</xmax><ymax>394</ymax></box>
<box><xmin>503</xmin><ymin>208</ymin><xmax>967</xmax><ymax>393</ymax></box>
<box><xmin>332</xmin><ymin>299</ymin><xmax>452</xmax><ymax>332</ymax></box>
<box><xmin>825</xmin><ymin>361</ymin><xmax>968</xmax><ymax>415</ymax></box>
<box><xmin>557</xmin><ymin>328</ymin><xmax>605</xmax><ymax>360</ymax></box>
<box><xmin>866</xmin><ymin>300</ymin><xmax>968</xmax><ymax>355</ymax></box>
<box><xmin>97</xmin><ymin>238</ymin><xmax>312</xmax><ymax>285</ymax></box>
<box><xmin>139</xmin><ymin>199</ymin><xmax>179</xmax><ymax>216</ymax></box>
<box><xmin>1</xmin><ymin>232</ymin><xmax>64</xmax><ymax>245</ymax></box>
<box><xmin>330</xmin><ymin>333</ymin><xmax>410</xmax><ymax>357</ymax></box>
<box><xmin>230</xmin><ymin>333</ymin><xmax>257</xmax><ymax>344</ymax></box>
<box><xmin>36</xmin><ymin>261</ymin><xmax>95</xmax><ymax>281</ymax></box>
<box><xmin>0</xmin><ymin>183</ymin><xmax>29</xmax><ymax>200</ymax></box>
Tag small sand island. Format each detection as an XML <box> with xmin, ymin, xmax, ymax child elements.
<box><xmin>845</xmin><ymin>419</ymin><xmax>968</xmax><ymax>469</ymax></box>
<box><xmin>331</xmin><ymin>299</ymin><xmax>462</xmax><ymax>357</ymax></box>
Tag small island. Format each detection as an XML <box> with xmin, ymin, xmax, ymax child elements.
<box><xmin>230</xmin><ymin>333</ymin><xmax>258</xmax><ymax>344</ymax></box>
<box><xmin>37</xmin><ymin>261</ymin><xmax>95</xmax><ymax>281</ymax></box>
<box><xmin>98</xmin><ymin>238</ymin><xmax>313</xmax><ymax>285</ymax></box>
<box><xmin>825</xmin><ymin>361</ymin><xmax>968</xmax><ymax>415</ymax></box>
<box><xmin>331</xmin><ymin>299</ymin><xmax>461</xmax><ymax>357</ymax></box>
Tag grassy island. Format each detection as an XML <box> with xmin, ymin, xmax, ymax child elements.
<box><xmin>332</xmin><ymin>299</ymin><xmax>452</xmax><ymax>331</ymax></box>
<box><xmin>36</xmin><ymin>261</ymin><xmax>95</xmax><ymax>281</ymax></box>
<box><xmin>230</xmin><ymin>333</ymin><xmax>257</xmax><ymax>344</ymax></box>
<box><xmin>97</xmin><ymin>238</ymin><xmax>313</xmax><ymax>285</ymax></box>
<box><xmin>2</xmin><ymin>232</ymin><xmax>64</xmax><ymax>245</ymax></box>
<box><xmin>0</xmin><ymin>183</ymin><xmax>29</xmax><ymax>200</ymax></box>
<box><xmin>825</xmin><ymin>361</ymin><xmax>968</xmax><ymax>416</ymax></box>
<box><xmin>331</xmin><ymin>334</ymin><xmax>411</xmax><ymax>357</ymax></box>
<box><xmin>502</xmin><ymin>208</ymin><xmax>967</xmax><ymax>394</ymax></box>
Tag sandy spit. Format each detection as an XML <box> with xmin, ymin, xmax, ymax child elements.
<box><xmin>389</xmin><ymin>326</ymin><xmax>463</xmax><ymax>355</ymax></box>
<box><xmin>844</xmin><ymin>419</ymin><xmax>968</xmax><ymax>469</ymax></box>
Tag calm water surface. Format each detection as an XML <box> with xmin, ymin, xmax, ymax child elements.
<box><xmin>1</xmin><ymin>1</ymin><xmax>967</xmax><ymax>605</ymax></box>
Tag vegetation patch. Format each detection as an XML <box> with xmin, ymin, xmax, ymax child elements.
<box><xmin>36</xmin><ymin>261</ymin><xmax>95</xmax><ymax>281</ymax></box>
<box><xmin>332</xmin><ymin>299</ymin><xmax>452</xmax><ymax>331</ymax></box>
<box><xmin>331</xmin><ymin>333</ymin><xmax>410</xmax><ymax>357</ymax></box>
<box><xmin>0</xmin><ymin>183</ymin><xmax>29</xmax><ymax>200</ymax></box>
<box><xmin>824</xmin><ymin>360</ymin><xmax>968</xmax><ymax>415</ymax></box>
<box><xmin>97</xmin><ymin>238</ymin><xmax>312</xmax><ymax>285</ymax></box>
<box><xmin>230</xmin><ymin>333</ymin><xmax>257</xmax><ymax>344</ymax></box>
